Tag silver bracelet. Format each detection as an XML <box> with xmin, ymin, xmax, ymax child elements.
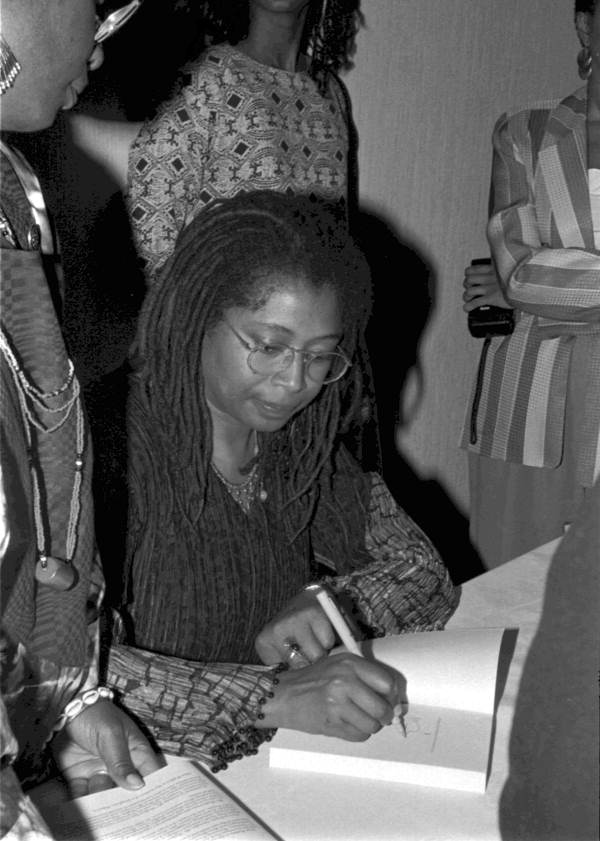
<box><xmin>55</xmin><ymin>686</ymin><xmax>115</xmax><ymax>730</ymax></box>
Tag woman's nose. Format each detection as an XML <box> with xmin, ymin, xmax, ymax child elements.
<box><xmin>88</xmin><ymin>44</ymin><xmax>104</xmax><ymax>72</ymax></box>
<box><xmin>274</xmin><ymin>352</ymin><xmax>307</xmax><ymax>392</ymax></box>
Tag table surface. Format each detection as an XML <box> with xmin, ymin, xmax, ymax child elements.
<box><xmin>213</xmin><ymin>538</ymin><xmax>562</xmax><ymax>841</ymax></box>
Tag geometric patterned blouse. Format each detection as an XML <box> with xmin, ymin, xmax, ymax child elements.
<box><xmin>125</xmin><ymin>44</ymin><xmax>349</xmax><ymax>284</ymax></box>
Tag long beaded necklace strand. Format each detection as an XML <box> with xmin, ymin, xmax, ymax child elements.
<box><xmin>0</xmin><ymin>327</ymin><xmax>83</xmax><ymax>590</ymax></box>
<box><xmin>1</xmin><ymin>141</ymin><xmax>81</xmax><ymax>590</ymax></box>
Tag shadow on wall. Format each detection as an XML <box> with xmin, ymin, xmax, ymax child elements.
<box><xmin>355</xmin><ymin>209</ymin><xmax>485</xmax><ymax>584</ymax></box>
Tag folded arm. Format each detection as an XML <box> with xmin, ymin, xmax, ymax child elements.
<box><xmin>487</xmin><ymin>113</ymin><xmax>600</xmax><ymax>323</ymax></box>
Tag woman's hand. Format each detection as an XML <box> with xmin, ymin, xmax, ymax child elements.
<box><xmin>462</xmin><ymin>262</ymin><xmax>511</xmax><ymax>311</ymax></box>
<box><xmin>255</xmin><ymin>589</ymin><xmax>337</xmax><ymax>668</ymax></box>
<box><xmin>257</xmin><ymin>653</ymin><xmax>401</xmax><ymax>741</ymax></box>
<box><xmin>51</xmin><ymin>700</ymin><xmax>164</xmax><ymax>798</ymax></box>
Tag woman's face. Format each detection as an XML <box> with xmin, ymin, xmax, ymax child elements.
<box><xmin>0</xmin><ymin>0</ymin><xmax>102</xmax><ymax>132</ymax></box>
<box><xmin>202</xmin><ymin>274</ymin><xmax>343</xmax><ymax>438</ymax></box>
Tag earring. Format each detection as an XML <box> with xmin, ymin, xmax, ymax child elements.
<box><xmin>578</xmin><ymin>46</ymin><xmax>592</xmax><ymax>80</ymax></box>
<box><xmin>0</xmin><ymin>34</ymin><xmax>21</xmax><ymax>95</ymax></box>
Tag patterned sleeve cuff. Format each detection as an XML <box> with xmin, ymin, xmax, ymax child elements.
<box><xmin>106</xmin><ymin>645</ymin><xmax>287</xmax><ymax>770</ymax></box>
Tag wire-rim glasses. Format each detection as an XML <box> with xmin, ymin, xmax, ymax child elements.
<box><xmin>95</xmin><ymin>1</ymin><xmax>142</xmax><ymax>44</ymax></box>
<box><xmin>224</xmin><ymin>321</ymin><xmax>351</xmax><ymax>385</ymax></box>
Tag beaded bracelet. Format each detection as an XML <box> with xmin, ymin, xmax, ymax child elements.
<box><xmin>55</xmin><ymin>686</ymin><xmax>115</xmax><ymax>731</ymax></box>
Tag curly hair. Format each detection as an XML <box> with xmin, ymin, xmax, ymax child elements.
<box><xmin>129</xmin><ymin>191</ymin><xmax>372</xmax><ymax>552</ymax></box>
<box><xmin>200</xmin><ymin>0</ymin><xmax>363</xmax><ymax>90</ymax></box>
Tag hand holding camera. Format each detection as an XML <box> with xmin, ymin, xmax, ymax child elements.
<box><xmin>463</xmin><ymin>258</ymin><xmax>514</xmax><ymax>338</ymax></box>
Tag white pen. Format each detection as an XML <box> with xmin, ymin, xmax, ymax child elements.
<box><xmin>304</xmin><ymin>583</ymin><xmax>363</xmax><ymax>656</ymax></box>
<box><xmin>305</xmin><ymin>583</ymin><xmax>407</xmax><ymax>737</ymax></box>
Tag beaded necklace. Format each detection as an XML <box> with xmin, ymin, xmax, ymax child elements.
<box><xmin>210</xmin><ymin>435</ymin><xmax>268</xmax><ymax>513</ymax></box>
<box><xmin>211</xmin><ymin>461</ymin><xmax>264</xmax><ymax>513</ymax></box>
<box><xmin>1</xmin><ymin>328</ymin><xmax>83</xmax><ymax>590</ymax></box>
<box><xmin>0</xmin><ymin>143</ymin><xmax>83</xmax><ymax>590</ymax></box>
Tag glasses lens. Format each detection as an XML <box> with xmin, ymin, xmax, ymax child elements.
<box><xmin>309</xmin><ymin>353</ymin><xmax>349</xmax><ymax>384</ymax></box>
<box><xmin>248</xmin><ymin>345</ymin><xmax>291</xmax><ymax>376</ymax></box>
<box><xmin>95</xmin><ymin>0</ymin><xmax>141</xmax><ymax>43</ymax></box>
<box><xmin>248</xmin><ymin>346</ymin><xmax>349</xmax><ymax>384</ymax></box>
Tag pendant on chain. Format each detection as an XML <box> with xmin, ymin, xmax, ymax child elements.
<box><xmin>35</xmin><ymin>555</ymin><xmax>77</xmax><ymax>590</ymax></box>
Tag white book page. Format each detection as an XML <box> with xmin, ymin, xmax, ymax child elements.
<box><xmin>268</xmin><ymin>628</ymin><xmax>506</xmax><ymax>793</ymax></box>
<box><xmin>270</xmin><ymin>705</ymin><xmax>492</xmax><ymax>793</ymax></box>
<box><xmin>355</xmin><ymin>627</ymin><xmax>506</xmax><ymax>713</ymax></box>
<box><xmin>42</xmin><ymin>759</ymin><xmax>278</xmax><ymax>841</ymax></box>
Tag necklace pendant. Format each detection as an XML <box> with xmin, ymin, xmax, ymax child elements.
<box><xmin>35</xmin><ymin>555</ymin><xmax>77</xmax><ymax>591</ymax></box>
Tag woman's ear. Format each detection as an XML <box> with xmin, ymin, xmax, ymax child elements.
<box><xmin>576</xmin><ymin>11</ymin><xmax>592</xmax><ymax>48</ymax></box>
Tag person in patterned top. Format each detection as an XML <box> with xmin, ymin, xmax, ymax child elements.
<box><xmin>106</xmin><ymin>191</ymin><xmax>459</xmax><ymax>771</ymax></box>
<box><xmin>70</xmin><ymin>0</ymin><xmax>362</xmax><ymax>287</ymax></box>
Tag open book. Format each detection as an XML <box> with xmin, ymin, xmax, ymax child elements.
<box><xmin>38</xmin><ymin>758</ymin><xmax>279</xmax><ymax>841</ymax></box>
<box><xmin>269</xmin><ymin>627</ymin><xmax>506</xmax><ymax>793</ymax></box>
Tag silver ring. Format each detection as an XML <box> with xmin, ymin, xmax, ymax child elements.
<box><xmin>283</xmin><ymin>640</ymin><xmax>309</xmax><ymax>666</ymax></box>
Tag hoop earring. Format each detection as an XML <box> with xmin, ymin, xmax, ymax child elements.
<box><xmin>0</xmin><ymin>34</ymin><xmax>21</xmax><ymax>95</ymax></box>
<box><xmin>578</xmin><ymin>46</ymin><xmax>592</xmax><ymax>80</ymax></box>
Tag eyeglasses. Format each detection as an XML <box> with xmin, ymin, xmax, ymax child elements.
<box><xmin>224</xmin><ymin>321</ymin><xmax>351</xmax><ymax>385</ymax></box>
<box><xmin>95</xmin><ymin>0</ymin><xmax>142</xmax><ymax>44</ymax></box>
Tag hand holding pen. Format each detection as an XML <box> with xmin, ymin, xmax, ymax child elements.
<box><xmin>305</xmin><ymin>584</ymin><xmax>408</xmax><ymax>738</ymax></box>
<box><xmin>254</xmin><ymin>583</ymin><xmax>406</xmax><ymax>739</ymax></box>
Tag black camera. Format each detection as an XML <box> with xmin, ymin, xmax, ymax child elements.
<box><xmin>467</xmin><ymin>258</ymin><xmax>514</xmax><ymax>338</ymax></box>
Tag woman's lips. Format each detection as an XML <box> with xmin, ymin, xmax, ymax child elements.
<box><xmin>255</xmin><ymin>399</ymin><xmax>297</xmax><ymax>419</ymax></box>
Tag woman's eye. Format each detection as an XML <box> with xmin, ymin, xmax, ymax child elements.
<box><xmin>310</xmin><ymin>353</ymin><xmax>333</xmax><ymax>367</ymax></box>
<box><xmin>258</xmin><ymin>343</ymin><xmax>285</xmax><ymax>357</ymax></box>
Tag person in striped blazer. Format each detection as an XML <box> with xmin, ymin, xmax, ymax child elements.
<box><xmin>462</xmin><ymin>0</ymin><xmax>600</xmax><ymax>569</ymax></box>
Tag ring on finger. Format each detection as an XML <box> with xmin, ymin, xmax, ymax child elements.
<box><xmin>282</xmin><ymin>640</ymin><xmax>309</xmax><ymax>666</ymax></box>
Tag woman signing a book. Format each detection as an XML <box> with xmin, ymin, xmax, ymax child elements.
<box><xmin>106</xmin><ymin>191</ymin><xmax>459</xmax><ymax>771</ymax></box>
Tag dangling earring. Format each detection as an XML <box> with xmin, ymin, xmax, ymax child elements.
<box><xmin>0</xmin><ymin>34</ymin><xmax>21</xmax><ymax>94</ymax></box>
<box><xmin>578</xmin><ymin>46</ymin><xmax>593</xmax><ymax>80</ymax></box>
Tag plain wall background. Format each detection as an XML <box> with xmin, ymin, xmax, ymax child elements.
<box><xmin>344</xmin><ymin>0</ymin><xmax>580</xmax><ymax>538</ymax></box>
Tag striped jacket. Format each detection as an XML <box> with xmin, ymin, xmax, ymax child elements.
<box><xmin>462</xmin><ymin>87</ymin><xmax>600</xmax><ymax>487</ymax></box>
